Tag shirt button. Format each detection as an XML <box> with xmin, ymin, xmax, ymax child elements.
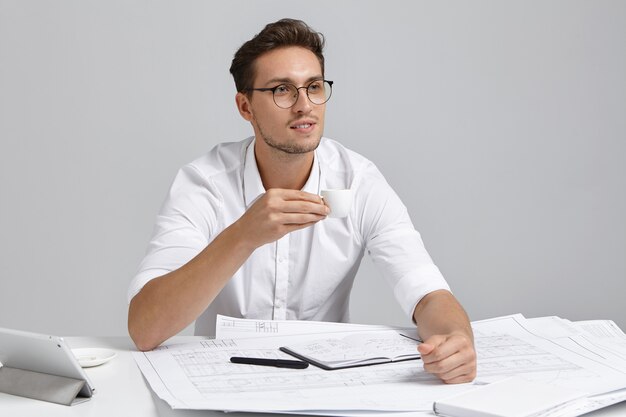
<box><xmin>278</xmin><ymin>256</ymin><xmax>284</xmax><ymax>263</ymax></box>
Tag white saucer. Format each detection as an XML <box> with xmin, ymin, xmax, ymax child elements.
<box><xmin>72</xmin><ymin>348</ymin><xmax>117</xmax><ymax>368</ymax></box>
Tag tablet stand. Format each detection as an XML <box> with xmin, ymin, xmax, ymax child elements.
<box><xmin>0</xmin><ymin>366</ymin><xmax>89</xmax><ymax>406</ymax></box>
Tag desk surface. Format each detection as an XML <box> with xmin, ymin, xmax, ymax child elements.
<box><xmin>1</xmin><ymin>336</ymin><xmax>625</xmax><ymax>417</ymax></box>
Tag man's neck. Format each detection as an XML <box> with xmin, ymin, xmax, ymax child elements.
<box><xmin>254</xmin><ymin>141</ymin><xmax>314</xmax><ymax>190</ymax></box>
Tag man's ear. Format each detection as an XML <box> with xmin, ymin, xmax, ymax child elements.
<box><xmin>235</xmin><ymin>92</ymin><xmax>253</xmax><ymax>121</ymax></box>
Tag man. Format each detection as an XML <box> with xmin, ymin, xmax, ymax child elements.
<box><xmin>128</xmin><ymin>18</ymin><xmax>476</xmax><ymax>384</ymax></box>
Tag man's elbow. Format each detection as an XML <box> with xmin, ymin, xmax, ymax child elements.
<box><xmin>128</xmin><ymin>302</ymin><xmax>160</xmax><ymax>352</ymax></box>
<box><xmin>129</xmin><ymin>330</ymin><xmax>159</xmax><ymax>352</ymax></box>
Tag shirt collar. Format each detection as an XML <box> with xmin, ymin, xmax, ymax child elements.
<box><xmin>243</xmin><ymin>138</ymin><xmax>321</xmax><ymax>208</ymax></box>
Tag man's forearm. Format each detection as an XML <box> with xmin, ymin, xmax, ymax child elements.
<box><xmin>128</xmin><ymin>189</ymin><xmax>328</xmax><ymax>351</ymax></box>
<box><xmin>413</xmin><ymin>290</ymin><xmax>473</xmax><ymax>343</ymax></box>
<box><xmin>128</xmin><ymin>222</ymin><xmax>255</xmax><ymax>351</ymax></box>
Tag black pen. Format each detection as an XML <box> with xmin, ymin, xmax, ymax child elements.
<box><xmin>230</xmin><ymin>356</ymin><xmax>309</xmax><ymax>369</ymax></box>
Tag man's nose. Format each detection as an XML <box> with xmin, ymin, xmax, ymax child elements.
<box><xmin>291</xmin><ymin>88</ymin><xmax>312</xmax><ymax>113</ymax></box>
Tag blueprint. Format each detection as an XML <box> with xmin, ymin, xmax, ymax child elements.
<box><xmin>133</xmin><ymin>314</ymin><xmax>626</xmax><ymax>414</ymax></box>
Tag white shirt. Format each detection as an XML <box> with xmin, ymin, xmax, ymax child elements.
<box><xmin>128</xmin><ymin>137</ymin><xmax>450</xmax><ymax>336</ymax></box>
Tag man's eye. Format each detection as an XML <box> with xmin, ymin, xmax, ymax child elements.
<box><xmin>308</xmin><ymin>82</ymin><xmax>322</xmax><ymax>93</ymax></box>
<box><xmin>274</xmin><ymin>85</ymin><xmax>291</xmax><ymax>95</ymax></box>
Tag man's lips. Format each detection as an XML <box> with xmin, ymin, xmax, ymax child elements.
<box><xmin>289</xmin><ymin>120</ymin><xmax>316</xmax><ymax>129</ymax></box>
<box><xmin>291</xmin><ymin>123</ymin><xmax>312</xmax><ymax>128</ymax></box>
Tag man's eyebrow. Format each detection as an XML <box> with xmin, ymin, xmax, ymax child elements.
<box><xmin>263</xmin><ymin>75</ymin><xmax>324</xmax><ymax>86</ymax></box>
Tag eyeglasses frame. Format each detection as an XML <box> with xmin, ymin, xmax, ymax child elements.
<box><xmin>243</xmin><ymin>79</ymin><xmax>334</xmax><ymax>109</ymax></box>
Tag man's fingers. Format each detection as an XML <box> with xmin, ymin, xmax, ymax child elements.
<box><xmin>262</xmin><ymin>189</ymin><xmax>328</xmax><ymax>216</ymax></box>
<box><xmin>282</xmin><ymin>200</ymin><xmax>329</xmax><ymax>216</ymax></box>
<box><xmin>441</xmin><ymin>371</ymin><xmax>476</xmax><ymax>384</ymax></box>
<box><xmin>417</xmin><ymin>343</ymin><xmax>435</xmax><ymax>356</ymax></box>
<box><xmin>283</xmin><ymin>221</ymin><xmax>321</xmax><ymax>234</ymax></box>
<box><xmin>432</xmin><ymin>357</ymin><xmax>477</xmax><ymax>384</ymax></box>
<box><xmin>419</xmin><ymin>335</ymin><xmax>452</xmax><ymax>363</ymax></box>
<box><xmin>270</xmin><ymin>189</ymin><xmax>324</xmax><ymax>204</ymax></box>
<box><xmin>281</xmin><ymin>212</ymin><xmax>328</xmax><ymax>225</ymax></box>
<box><xmin>423</xmin><ymin>349</ymin><xmax>470</xmax><ymax>374</ymax></box>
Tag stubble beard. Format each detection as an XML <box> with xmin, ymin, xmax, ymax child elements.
<box><xmin>255</xmin><ymin>116</ymin><xmax>322</xmax><ymax>155</ymax></box>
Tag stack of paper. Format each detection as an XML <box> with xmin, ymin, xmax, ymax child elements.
<box><xmin>132</xmin><ymin>314</ymin><xmax>626</xmax><ymax>416</ymax></box>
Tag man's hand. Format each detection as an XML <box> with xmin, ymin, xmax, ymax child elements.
<box><xmin>235</xmin><ymin>188</ymin><xmax>329</xmax><ymax>249</ymax></box>
<box><xmin>412</xmin><ymin>290</ymin><xmax>477</xmax><ymax>384</ymax></box>
<box><xmin>418</xmin><ymin>332</ymin><xmax>476</xmax><ymax>384</ymax></box>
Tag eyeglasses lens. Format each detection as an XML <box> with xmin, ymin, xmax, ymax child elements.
<box><xmin>273</xmin><ymin>81</ymin><xmax>332</xmax><ymax>108</ymax></box>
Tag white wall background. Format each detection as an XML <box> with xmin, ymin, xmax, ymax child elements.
<box><xmin>1</xmin><ymin>1</ymin><xmax>624</xmax><ymax>337</ymax></box>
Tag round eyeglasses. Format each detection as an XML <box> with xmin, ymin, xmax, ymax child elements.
<box><xmin>244</xmin><ymin>79</ymin><xmax>333</xmax><ymax>109</ymax></box>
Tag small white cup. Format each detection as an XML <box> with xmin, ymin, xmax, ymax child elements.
<box><xmin>320</xmin><ymin>189</ymin><xmax>353</xmax><ymax>218</ymax></box>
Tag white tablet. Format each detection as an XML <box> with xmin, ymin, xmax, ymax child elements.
<box><xmin>0</xmin><ymin>327</ymin><xmax>95</xmax><ymax>399</ymax></box>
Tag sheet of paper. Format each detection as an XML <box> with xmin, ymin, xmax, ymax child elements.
<box><xmin>533</xmin><ymin>388</ymin><xmax>626</xmax><ymax>417</ymax></box>
<box><xmin>525</xmin><ymin>316</ymin><xmax>581</xmax><ymax>339</ymax></box>
<box><xmin>472</xmin><ymin>314</ymin><xmax>626</xmax><ymax>396</ymax></box>
<box><xmin>574</xmin><ymin>320</ymin><xmax>626</xmax><ymax>357</ymax></box>
<box><xmin>524</xmin><ymin>316</ymin><xmax>626</xmax><ymax>374</ymax></box>
<box><xmin>216</xmin><ymin>314</ymin><xmax>417</xmax><ymax>340</ymax></box>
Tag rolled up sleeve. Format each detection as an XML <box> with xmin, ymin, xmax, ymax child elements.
<box><xmin>356</xmin><ymin>163</ymin><xmax>450</xmax><ymax>320</ymax></box>
<box><xmin>127</xmin><ymin>164</ymin><xmax>221</xmax><ymax>303</ymax></box>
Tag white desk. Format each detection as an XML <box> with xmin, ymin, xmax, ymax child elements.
<box><xmin>1</xmin><ymin>337</ymin><xmax>625</xmax><ymax>417</ymax></box>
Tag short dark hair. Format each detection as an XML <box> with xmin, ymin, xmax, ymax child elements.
<box><xmin>229</xmin><ymin>19</ymin><xmax>325</xmax><ymax>93</ymax></box>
